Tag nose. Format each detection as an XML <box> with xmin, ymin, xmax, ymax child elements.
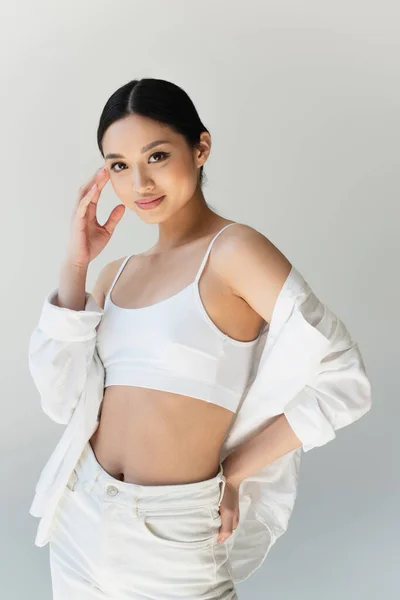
<box><xmin>132</xmin><ymin>165</ymin><xmax>154</xmax><ymax>194</ymax></box>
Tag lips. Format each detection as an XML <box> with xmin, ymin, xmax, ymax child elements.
<box><xmin>135</xmin><ymin>195</ymin><xmax>164</xmax><ymax>204</ymax></box>
<box><xmin>135</xmin><ymin>195</ymin><xmax>166</xmax><ymax>210</ymax></box>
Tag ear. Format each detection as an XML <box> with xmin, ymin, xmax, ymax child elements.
<box><xmin>195</xmin><ymin>131</ymin><xmax>212</xmax><ymax>167</ymax></box>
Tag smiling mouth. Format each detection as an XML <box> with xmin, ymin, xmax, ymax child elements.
<box><xmin>135</xmin><ymin>195</ymin><xmax>164</xmax><ymax>204</ymax></box>
<box><xmin>135</xmin><ymin>195</ymin><xmax>166</xmax><ymax>209</ymax></box>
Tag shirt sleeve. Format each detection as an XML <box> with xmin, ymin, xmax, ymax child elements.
<box><xmin>283</xmin><ymin>299</ymin><xmax>372</xmax><ymax>452</ymax></box>
<box><xmin>28</xmin><ymin>288</ymin><xmax>104</xmax><ymax>425</ymax></box>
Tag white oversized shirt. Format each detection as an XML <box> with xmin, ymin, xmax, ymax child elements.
<box><xmin>28</xmin><ymin>264</ymin><xmax>372</xmax><ymax>584</ymax></box>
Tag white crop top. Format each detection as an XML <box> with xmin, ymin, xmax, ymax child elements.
<box><xmin>96</xmin><ymin>223</ymin><xmax>263</xmax><ymax>413</ymax></box>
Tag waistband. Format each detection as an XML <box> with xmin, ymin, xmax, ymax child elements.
<box><xmin>67</xmin><ymin>441</ymin><xmax>227</xmax><ymax>510</ymax></box>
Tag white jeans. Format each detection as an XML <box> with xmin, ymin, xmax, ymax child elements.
<box><xmin>49</xmin><ymin>441</ymin><xmax>239</xmax><ymax>599</ymax></box>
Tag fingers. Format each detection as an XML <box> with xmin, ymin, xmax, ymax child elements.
<box><xmin>75</xmin><ymin>166</ymin><xmax>109</xmax><ymax>209</ymax></box>
<box><xmin>217</xmin><ymin>513</ymin><xmax>239</xmax><ymax>544</ymax></box>
<box><xmin>75</xmin><ymin>183</ymin><xmax>100</xmax><ymax>220</ymax></box>
<box><xmin>102</xmin><ymin>204</ymin><xmax>126</xmax><ymax>234</ymax></box>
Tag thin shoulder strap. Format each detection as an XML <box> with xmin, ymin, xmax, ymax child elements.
<box><xmin>105</xmin><ymin>254</ymin><xmax>134</xmax><ymax>301</ymax></box>
<box><xmin>194</xmin><ymin>223</ymin><xmax>238</xmax><ymax>284</ymax></box>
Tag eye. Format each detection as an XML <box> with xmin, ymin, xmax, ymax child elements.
<box><xmin>149</xmin><ymin>151</ymin><xmax>170</xmax><ymax>163</ymax></box>
<box><xmin>110</xmin><ymin>152</ymin><xmax>169</xmax><ymax>173</ymax></box>
<box><xmin>110</xmin><ymin>161</ymin><xmax>126</xmax><ymax>173</ymax></box>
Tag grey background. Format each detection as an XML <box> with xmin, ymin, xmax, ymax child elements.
<box><xmin>2</xmin><ymin>0</ymin><xmax>397</xmax><ymax>597</ymax></box>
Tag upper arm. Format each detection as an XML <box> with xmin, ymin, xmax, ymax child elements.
<box><xmin>90</xmin><ymin>257</ymin><xmax>128</xmax><ymax>310</ymax></box>
<box><xmin>213</xmin><ymin>224</ymin><xmax>292</xmax><ymax>325</ymax></box>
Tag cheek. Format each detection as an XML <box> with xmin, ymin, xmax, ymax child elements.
<box><xmin>110</xmin><ymin>176</ymin><xmax>128</xmax><ymax>192</ymax></box>
<box><xmin>165</xmin><ymin>162</ymin><xmax>196</xmax><ymax>189</ymax></box>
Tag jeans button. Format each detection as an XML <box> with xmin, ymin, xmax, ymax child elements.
<box><xmin>107</xmin><ymin>485</ymin><xmax>119</xmax><ymax>496</ymax></box>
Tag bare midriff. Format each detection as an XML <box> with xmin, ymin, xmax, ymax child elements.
<box><xmin>89</xmin><ymin>221</ymin><xmax>265</xmax><ymax>486</ymax></box>
<box><xmin>89</xmin><ymin>388</ymin><xmax>235</xmax><ymax>484</ymax></box>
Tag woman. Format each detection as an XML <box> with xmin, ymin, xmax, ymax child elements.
<box><xmin>48</xmin><ymin>77</ymin><xmax>275</xmax><ymax>599</ymax></box>
<box><xmin>30</xmin><ymin>78</ymin><xmax>372</xmax><ymax>599</ymax></box>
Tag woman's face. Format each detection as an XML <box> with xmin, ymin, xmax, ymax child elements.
<box><xmin>101</xmin><ymin>113</ymin><xmax>210</xmax><ymax>222</ymax></box>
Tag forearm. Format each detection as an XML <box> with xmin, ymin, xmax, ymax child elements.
<box><xmin>222</xmin><ymin>413</ymin><xmax>302</xmax><ymax>489</ymax></box>
<box><xmin>57</xmin><ymin>258</ymin><xmax>89</xmax><ymax>311</ymax></box>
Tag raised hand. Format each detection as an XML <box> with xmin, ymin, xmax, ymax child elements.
<box><xmin>65</xmin><ymin>166</ymin><xmax>126</xmax><ymax>267</ymax></box>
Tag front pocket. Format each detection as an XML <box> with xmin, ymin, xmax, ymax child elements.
<box><xmin>209</xmin><ymin>503</ymin><xmax>222</xmax><ymax>523</ymax></box>
<box><xmin>142</xmin><ymin>505</ymin><xmax>216</xmax><ymax>549</ymax></box>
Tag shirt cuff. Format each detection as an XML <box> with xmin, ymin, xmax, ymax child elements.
<box><xmin>284</xmin><ymin>386</ymin><xmax>337</xmax><ymax>452</ymax></box>
<box><xmin>37</xmin><ymin>287</ymin><xmax>104</xmax><ymax>341</ymax></box>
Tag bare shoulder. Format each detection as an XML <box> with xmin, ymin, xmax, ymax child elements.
<box><xmin>214</xmin><ymin>222</ymin><xmax>290</xmax><ymax>271</ymax></box>
<box><xmin>215</xmin><ymin>222</ymin><xmax>275</xmax><ymax>247</ymax></box>
<box><xmin>213</xmin><ymin>222</ymin><xmax>293</xmax><ymax>323</ymax></box>
<box><xmin>90</xmin><ymin>256</ymin><xmax>129</xmax><ymax>310</ymax></box>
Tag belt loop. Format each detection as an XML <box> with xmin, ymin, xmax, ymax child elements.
<box><xmin>218</xmin><ymin>477</ymin><xmax>226</xmax><ymax>506</ymax></box>
<box><xmin>217</xmin><ymin>462</ymin><xmax>226</xmax><ymax>506</ymax></box>
<box><xmin>84</xmin><ymin>466</ymin><xmax>101</xmax><ymax>494</ymax></box>
<box><xmin>67</xmin><ymin>469</ymin><xmax>78</xmax><ymax>491</ymax></box>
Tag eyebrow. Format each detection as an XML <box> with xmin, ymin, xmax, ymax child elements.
<box><xmin>105</xmin><ymin>140</ymin><xmax>171</xmax><ymax>160</ymax></box>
